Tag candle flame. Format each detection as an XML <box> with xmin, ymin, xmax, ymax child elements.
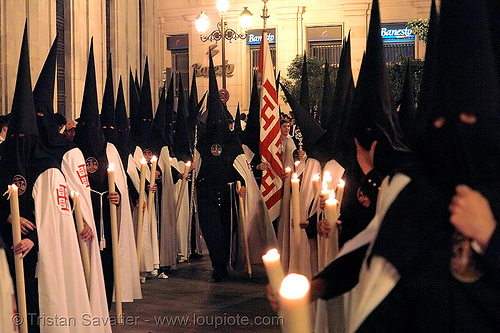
<box><xmin>329</xmin><ymin>190</ymin><xmax>336</xmax><ymax>201</ymax></box>
<box><xmin>186</xmin><ymin>161</ymin><xmax>192</xmax><ymax>167</ymax></box>
<box><xmin>279</xmin><ymin>273</ymin><xmax>310</xmax><ymax>300</ymax></box>
<box><xmin>322</xmin><ymin>180</ymin><xmax>329</xmax><ymax>191</ymax></box>
<box><xmin>141</xmin><ymin>158</ymin><xmax>147</xmax><ymax>165</ymax></box>
<box><xmin>263</xmin><ymin>248</ymin><xmax>280</xmax><ymax>261</ymax></box>
<box><xmin>338</xmin><ymin>179</ymin><xmax>345</xmax><ymax>187</ymax></box>
<box><xmin>284</xmin><ymin>167</ymin><xmax>292</xmax><ymax>173</ymax></box>
<box><xmin>108</xmin><ymin>163</ymin><xmax>115</xmax><ymax>172</ymax></box>
<box><xmin>312</xmin><ymin>174</ymin><xmax>320</xmax><ymax>181</ymax></box>
<box><xmin>151</xmin><ymin>156</ymin><xmax>158</xmax><ymax>162</ymax></box>
<box><xmin>324</xmin><ymin>171</ymin><xmax>331</xmax><ymax>179</ymax></box>
<box><xmin>71</xmin><ymin>190</ymin><xmax>79</xmax><ymax>199</ymax></box>
<box><xmin>169</xmin><ymin>157</ymin><xmax>173</xmax><ymax>162</ymax></box>
<box><xmin>292</xmin><ymin>173</ymin><xmax>299</xmax><ymax>180</ymax></box>
<box><xmin>294</xmin><ymin>160</ymin><xmax>300</xmax><ymax>167</ymax></box>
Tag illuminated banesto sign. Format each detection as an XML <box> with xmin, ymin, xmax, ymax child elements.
<box><xmin>380</xmin><ymin>24</ymin><xmax>414</xmax><ymax>42</ymax></box>
<box><xmin>192</xmin><ymin>61</ymin><xmax>235</xmax><ymax>78</ymax></box>
<box><xmin>246</xmin><ymin>28</ymin><xmax>276</xmax><ymax>45</ymax></box>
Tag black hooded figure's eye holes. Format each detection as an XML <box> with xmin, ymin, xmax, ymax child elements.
<box><xmin>433</xmin><ymin>116</ymin><xmax>445</xmax><ymax>129</ymax></box>
<box><xmin>459</xmin><ymin>112</ymin><xmax>477</xmax><ymax>125</ymax></box>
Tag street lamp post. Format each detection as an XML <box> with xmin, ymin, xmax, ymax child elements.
<box><xmin>196</xmin><ymin>0</ymin><xmax>252</xmax><ymax>98</ymax></box>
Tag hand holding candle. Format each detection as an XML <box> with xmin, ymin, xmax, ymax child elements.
<box><xmin>175</xmin><ymin>160</ymin><xmax>190</xmax><ymax>220</ymax></box>
<box><xmin>279</xmin><ymin>273</ymin><xmax>311</xmax><ymax>333</ymax></box>
<box><xmin>8</xmin><ymin>184</ymin><xmax>28</xmax><ymax>333</ymax></box>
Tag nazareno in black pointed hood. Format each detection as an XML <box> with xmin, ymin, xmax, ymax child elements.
<box><xmin>319</xmin><ymin>60</ymin><xmax>334</xmax><ymax>129</ymax></box>
<box><xmin>164</xmin><ymin>75</ymin><xmax>175</xmax><ymax>148</ymax></box>
<box><xmin>430</xmin><ymin>0</ymin><xmax>500</xmax><ymax>203</ymax></box>
<box><xmin>74</xmin><ymin>38</ymin><xmax>107</xmax><ymax>161</ymax></box>
<box><xmin>129</xmin><ymin>68</ymin><xmax>141</xmax><ymax>145</ymax></box>
<box><xmin>329</xmin><ymin>33</ymin><xmax>355</xmax><ymax>169</ymax></box>
<box><xmin>233</xmin><ymin>103</ymin><xmax>242</xmax><ymax>134</ymax></box>
<box><xmin>348</xmin><ymin>0</ymin><xmax>409</xmax><ymax>177</ymax></box>
<box><xmin>1</xmin><ymin>22</ymin><xmax>58</xmax><ymax>200</ymax></box>
<box><xmin>239</xmin><ymin>71</ymin><xmax>260</xmax><ymax>158</ymax></box>
<box><xmin>173</xmin><ymin>76</ymin><xmax>192</xmax><ymax>162</ymax></box>
<box><xmin>100</xmin><ymin>55</ymin><xmax>116</xmax><ymax>144</ymax></box>
<box><xmin>198</xmin><ymin>51</ymin><xmax>242</xmax><ymax>161</ymax></box>
<box><xmin>33</xmin><ymin>34</ymin><xmax>76</xmax><ymax>163</ymax></box>
<box><xmin>281</xmin><ymin>82</ymin><xmax>326</xmax><ymax>164</ymax></box>
<box><xmin>299</xmin><ymin>52</ymin><xmax>310</xmax><ymax>114</ymax></box>
<box><xmin>135</xmin><ymin>57</ymin><xmax>166</xmax><ymax>158</ymax></box>
<box><xmin>114</xmin><ymin>77</ymin><xmax>136</xmax><ymax>166</ymax></box>
<box><xmin>187</xmin><ymin>69</ymin><xmax>206</xmax><ymax>145</ymax></box>
<box><xmin>397</xmin><ymin>59</ymin><xmax>416</xmax><ymax>147</ymax></box>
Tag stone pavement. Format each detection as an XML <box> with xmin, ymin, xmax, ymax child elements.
<box><xmin>111</xmin><ymin>255</ymin><xmax>282</xmax><ymax>332</ymax></box>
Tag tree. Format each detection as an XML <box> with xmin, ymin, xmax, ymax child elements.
<box><xmin>281</xmin><ymin>54</ymin><xmax>337</xmax><ymax>115</ymax></box>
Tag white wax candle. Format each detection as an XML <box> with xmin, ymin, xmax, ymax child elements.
<box><xmin>262</xmin><ymin>249</ymin><xmax>285</xmax><ymax>296</ymax></box>
<box><xmin>136</xmin><ymin>158</ymin><xmax>147</xmax><ymax>267</ymax></box>
<box><xmin>325</xmin><ymin>193</ymin><xmax>339</xmax><ymax>227</ymax></box>
<box><xmin>107</xmin><ymin>163</ymin><xmax>123</xmax><ymax>323</ymax></box>
<box><xmin>291</xmin><ymin>173</ymin><xmax>301</xmax><ymax>245</ymax></box>
<box><xmin>9</xmin><ymin>185</ymin><xmax>28</xmax><ymax>333</ymax></box>
<box><xmin>323</xmin><ymin>171</ymin><xmax>332</xmax><ymax>191</ymax></box>
<box><xmin>279</xmin><ymin>273</ymin><xmax>311</xmax><ymax>333</ymax></box>
<box><xmin>311</xmin><ymin>173</ymin><xmax>320</xmax><ymax>196</ymax></box>
<box><xmin>336</xmin><ymin>179</ymin><xmax>345</xmax><ymax>207</ymax></box>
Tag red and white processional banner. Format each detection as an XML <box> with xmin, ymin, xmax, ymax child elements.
<box><xmin>259</xmin><ymin>30</ymin><xmax>283</xmax><ymax>222</ymax></box>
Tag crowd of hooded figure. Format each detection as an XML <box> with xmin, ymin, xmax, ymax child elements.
<box><xmin>1</xmin><ymin>0</ymin><xmax>500</xmax><ymax>332</ymax></box>
<box><xmin>264</xmin><ymin>0</ymin><xmax>500</xmax><ymax>332</ymax></box>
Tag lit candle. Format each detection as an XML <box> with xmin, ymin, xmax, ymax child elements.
<box><xmin>9</xmin><ymin>184</ymin><xmax>28</xmax><ymax>333</ymax></box>
<box><xmin>335</xmin><ymin>178</ymin><xmax>345</xmax><ymax>209</ymax></box>
<box><xmin>71</xmin><ymin>191</ymin><xmax>91</xmax><ymax>295</ymax></box>
<box><xmin>323</xmin><ymin>171</ymin><xmax>332</xmax><ymax>191</ymax></box>
<box><xmin>291</xmin><ymin>173</ymin><xmax>301</xmax><ymax>245</ymax></box>
<box><xmin>279</xmin><ymin>273</ymin><xmax>311</xmax><ymax>333</ymax></box>
<box><xmin>147</xmin><ymin>156</ymin><xmax>158</xmax><ymax>215</ymax></box>
<box><xmin>311</xmin><ymin>173</ymin><xmax>320</xmax><ymax>196</ymax></box>
<box><xmin>262</xmin><ymin>249</ymin><xmax>285</xmax><ymax>296</ymax></box>
<box><xmin>324</xmin><ymin>192</ymin><xmax>340</xmax><ymax>227</ymax></box>
<box><xmin>136</xmin><ymin>158</ymin><xmax>147</xmax><ymax>267</ymax></box>
<box><xmin>294</xmin><ymin>160</ymin><xmax>300</xmax><ymax>173</ymax></box>
<box><xmin>175</xmin><ymin>160</ymin><xmax>190</xmax><ymax>220</ymax></box>
<box><xmin>284</xmin><ymin>166</ymin><xmax>292</xmax><ymax>175</ymax></box>
<box><xmin>107</xmin><ymin>163</ymin><xmax>123</xmax><ymax>324</ymax></box>
<box><xmin>321</xmin><ymin>178</ymin><xmax>331</xmax><ymax>206</ymax></box>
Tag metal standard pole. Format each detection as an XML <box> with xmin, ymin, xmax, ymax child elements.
<box><xmin>221</xmin><ymin>15</ymin><xmax>226</xmax><ymax>90</ymax></box>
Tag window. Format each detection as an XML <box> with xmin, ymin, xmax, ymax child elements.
<box><xmin>307</xmin><ymin>26</ymin><xmax>343</xmax><ymax>65</ymax></box>
<box><xmin>167</xmin><ymin>35</ymin><xmax>189</xmax><ymax>98</ymax></box>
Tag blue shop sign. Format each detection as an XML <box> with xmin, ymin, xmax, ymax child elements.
<box><xmin>380</xmin><ymin>24</ymin><xmax>415</xmax><ymax>42</ymax></box>
<box><xmin>246</xmin><ymin>29</ymin><xmax>276</xmax><ymax>45</ymax></box>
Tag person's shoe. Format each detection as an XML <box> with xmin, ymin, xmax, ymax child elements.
<box><xmin>212</xmin><ymin>268</ymin><xmax>226</xmax><ymax>282</ymax></box>
<box><xmin>189</xmin><ymin>252</ymin><xmax>203</xmax><ymax>260</ymax></box>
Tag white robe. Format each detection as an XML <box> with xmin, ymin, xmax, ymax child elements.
<box><xmin>126</xmin><ymin>146</ymin><xmax>159</xmax><ymax>273</ymax></box>
<box><xmin>34</xmin><ymin>168</ymin><xmax>92</xmax><ymax>332</ymax></box>
<box><xmin>233</xmin><ymin>154</ymin><xmax>278</xmax><ymax>265</ymax></box>
<box><xmin>171</xmin><ymin>157</ymin><xmax>190</xmax><ymax>262</ymax></box>
<box><xmin>61</xmin><ymin>148</ymin><xmax>111</xmax><ymax>333</ymax></box>
<box><xmin>106</xmin><ymin>143</ymin><xmax>142</xmax><ymax>301</ymax></box>
<box><xmin>0</xmin><ymin>247</ymin><xmax>16</xmax><ymax>333</ymax></box>
<box><xmin>157</xmin><ymin>146</ymin><xmax>178</xmax><ymax>268</ymax></box>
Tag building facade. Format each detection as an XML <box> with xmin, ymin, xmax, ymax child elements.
<box><xmin>159</xmin><ymin>0</ymin><xmax>431</xmax><ymax>115</ymax></box>
<box><xmin>0</xmin><ymin>0</ymin><xmax>159</xmax><ymax>120</ymax></box>
<box><xmin>0</xmin><ymin>0</ymin><xmax>431</xmax><ymax>119</ymax></box>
